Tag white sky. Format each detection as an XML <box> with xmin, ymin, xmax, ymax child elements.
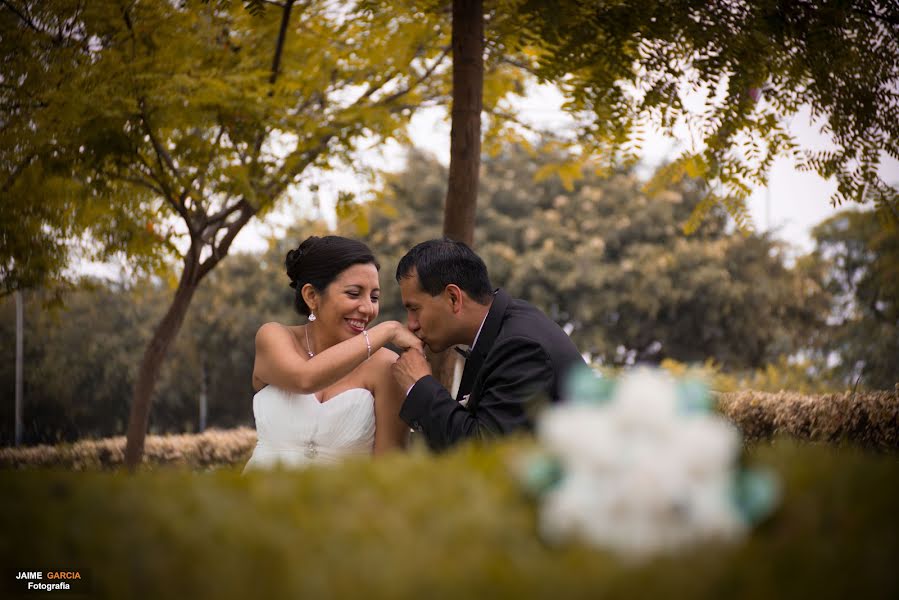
<box><xmin>233</xmin><ymin>82</ymin><xmax>899</xmax><ymax>259</ymax></box>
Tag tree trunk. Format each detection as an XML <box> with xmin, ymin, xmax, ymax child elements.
<box><xmin>123</xmin><ymin>249</ymin><xmax>202</xmax><ymax>470</ymax></box>
<box><xmin>435</xmin><ymin>0</ymin><xmax>484</xmax><ymax>387</ymax></box>
<box><xmin>443</xmin><ymin>0</ymin><xmax>484</xmax><ymax>246</ymax></box>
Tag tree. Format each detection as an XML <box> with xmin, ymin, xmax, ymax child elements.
<box><xmin>1</xmin><ymin>0</ymin><xmax>454</xmax><ymax>467</ymax></box>
<box><xmin>507</xmin><ymin>0</ymin><xmax>899</xmax><ymax>229</ymax></box>
<box><xmin>357</xmin><ymin>144</ymin><xmax>828</xmax><ymax>369</ymax></box>
<box><xmin>807</xmin><ymin>210</ymin><xmax>899</xmax><ymax>389</ymax></box>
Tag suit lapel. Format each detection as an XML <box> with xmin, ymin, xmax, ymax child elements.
<box><xmin>455</xmin><ymin>289</ymin><xmax>509</xmax><ymax>403</ymax></box>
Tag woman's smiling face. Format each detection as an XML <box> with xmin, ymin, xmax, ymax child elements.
<box><xmin>314</xmin><ymin>262</ymin><xmax>381</xmax><ymax>341</ymax></box>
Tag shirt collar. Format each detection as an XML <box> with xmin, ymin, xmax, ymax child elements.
<box><xmin>470</xmin><ymin>311</ymin><xmax>489</xmax><ymax>351</ymax></box>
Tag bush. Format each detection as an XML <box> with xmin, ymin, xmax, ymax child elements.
<box><xmin>718</xmin><ymin>389</ymin><xmax>899</xmax><ymax>450</ymax></box>
<box><xmin>1</xmin><ymin>440</ymin><xmax>898</xmax><ymax>598</ymax></box>
<box><xmin>0</xmin><ymin>428</ymin><xmax>256</xmax><ymax>470</ymax></box>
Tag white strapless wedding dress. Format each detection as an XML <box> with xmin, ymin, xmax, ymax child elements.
<box><xmin>243</xmin><ymin>386</ymin><xmax>376</xmax><ymax>472</ymax></box>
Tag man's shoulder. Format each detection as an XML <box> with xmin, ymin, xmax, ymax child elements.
<box><xmin>495</xmin><ymin>296</ymin><xmax>579</xmax><ymax>355</ymax></box>
<box><xmin>501</xmin><ymin>296</ymin><xmax>560</xmax><ymax>334</ymax></box>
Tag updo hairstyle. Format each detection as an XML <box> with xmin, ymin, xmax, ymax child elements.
<box><xmin>285</xmin><ymin>236</ymin><xmax>380</xmax><ymax>316</ymax></box>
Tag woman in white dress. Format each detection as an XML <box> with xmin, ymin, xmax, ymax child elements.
<box><xmin>244</xmin><ymin>235</ymin><xmax>423</xmax><ymax>471</ymax></box>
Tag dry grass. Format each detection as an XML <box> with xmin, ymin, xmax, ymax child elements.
<box><xmin>0</xmin><ymin>427</ymin><xmax>256</xmax><ymax>470</ymax></box>
<box><xmin>717</xmin><ymin>388</ymin><xmax>899</xmax><ymax>450</ymax></box>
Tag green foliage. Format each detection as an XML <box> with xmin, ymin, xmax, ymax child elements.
<box><xmin>501</xmin><ymin>0</ymin><xmax>899</xmax><ymax>230</ymax></box>
<box><xmin>805</xmin><ymin>209</ymin><xmax>899</xmax><ymax>389</ymax></box>
<box><xmin>358</xmin><ymin>144</ymin><xmax>828</xmax><ymax>369</ymax></box>
<box><xmin>1</xmin><ymin>440</ymin><xmax>898</xmax><ymax>598</ymax></box>
<box><xmin>0</xmin><ymin>0</ymin><xmax>456</xmax><ymax>291</ymax></box>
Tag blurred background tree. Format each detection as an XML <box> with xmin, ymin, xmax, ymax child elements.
<box><xmin>804</xmin><ymin>210</ymin><xmax>899</xmax><ymax>389</ymax></box>
<box><xmin>360</xmin><ymin>144</ymin><xmax>829</xmax><ymax>369</ymax></box>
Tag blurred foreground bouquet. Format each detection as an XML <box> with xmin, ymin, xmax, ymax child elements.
<box><xmin>519</xmin><ymin>367</ymin><xmax>778</xmax><ymax>560</ymax></box>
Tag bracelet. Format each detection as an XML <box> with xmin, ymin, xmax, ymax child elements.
<box><xmin>361</xmin><ymin>329</ymin><xmax>371</xmax><ymax>359</ymax></box>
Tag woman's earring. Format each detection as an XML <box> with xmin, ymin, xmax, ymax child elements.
<box><xmin>308</xmin><ymin>312</ymin><xmax>316</xmax><ymax>322</ymax></box>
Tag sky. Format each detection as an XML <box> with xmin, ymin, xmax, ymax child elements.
<box><xmin>230</xmin><ymin>81</ymin><xmax>899</xmax><ymax>261</ymax></box>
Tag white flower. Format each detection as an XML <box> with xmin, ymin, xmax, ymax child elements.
<box><xmin>533</xmin><ymin>367</ymin><xmax>759</xmax><ymax>559</ymax></box>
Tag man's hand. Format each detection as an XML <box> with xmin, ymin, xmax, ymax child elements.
<box><xmin>392</xmin><ymin>349</ymin><xmax>432</xmax><ymax>392</ymax></box>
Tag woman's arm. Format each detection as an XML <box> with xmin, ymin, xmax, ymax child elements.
<box><xmin>253</xmin><ymin>321</ymin><xmax>421</xmax><ymax>394</ymax></box>
<box><xmin>372</xmin><ymin>349</ymin><xmax>411</xmax><ymax>454</ymax></box>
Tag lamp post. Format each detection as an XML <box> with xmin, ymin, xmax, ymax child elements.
<box><xmin>14</xmin><ymin>290</ymin><xmax>23</xmax><ymax>446</ymax></box>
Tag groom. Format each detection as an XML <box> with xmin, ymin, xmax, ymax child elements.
<box><xmin>391</xmin><ymin>238</ymin><xmax>586</xmax><ymax>451</ymax></box>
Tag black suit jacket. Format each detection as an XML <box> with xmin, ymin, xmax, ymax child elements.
<box><xmin>399</xmin><ymin>289</ymin><xmax>587</xmax><ymax>451</ymax></box>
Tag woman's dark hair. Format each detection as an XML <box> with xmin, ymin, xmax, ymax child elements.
<box><xmin>395</xmin><ymin>238</ymin><xmax>493</xmax><ymax>304</ymax></box>
<box><xmin>286</xmin><ymin>236</ymin><xmax>380</xmax><ymax>316</ymax></box>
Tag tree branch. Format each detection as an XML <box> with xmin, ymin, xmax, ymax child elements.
<box><xmin>205</xmin><ymin>199</ymin><xmax>244</xmax><ymax>226</ymax></box>
<box><xmin>117</xmin><ymin>174</ymin><xmax>165</xmax><ymax>197</ymax></box>
<box><xmin>139</xmin><ymin>108</ymin><xmax>196</xmax><ymax>234</ymax></box>
<box><xmin>140</xmin><ymin>105</ymin><xmax>183</xmax><ymax>181</ymax></box>
<box><xmin>198</xmin><ymin>201</ymin><xmax>256</xmax><ymax>280</ymax></box>
<box><xmin>269</xmin><ymin>0</ymin><xmax>295</xmax><ymax>85</ymax></box>
<box><xmin>1</xmin><ymin>153</ymin><xmax>37</xmax><ymax>194</ymax></box>
<box><xmin>265</xmin><ymin>134</ymin><xmax>333</xmax><ymax>201</ymax></box>
<box><xmin>375</xmin><ymin>45</ymin><xmax>450</xmax><ymax>106</ymax></box>
<box><xmin>247</xmin><ymin>0</ymin><xmax>295</xmax><ymax>166</ymax></box>
<box><xmin>190</xmin><ymin>124</ymin><xmax>225</xmax><ymax>198</ymax></box>
<box><xmin>850</xmin><ymin>6</ymin><xmax>899</xmax><ymax>28</ymax></box>
<box><xmin>1</xmin><ymin>0</ymin><xmax>56</xmax><ymax>41</ymax></box>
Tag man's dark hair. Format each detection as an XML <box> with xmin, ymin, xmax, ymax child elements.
<box><xmin>286</xmin><ymin>235</ymin><xmax>379</xmax><ymax>316</ymax></box>
<box><xmin>396</xmin><ymin>238</ymin><xmax>493</xmax><ymax>303</ymax></box>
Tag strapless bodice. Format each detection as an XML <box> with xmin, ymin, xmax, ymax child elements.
<box><xmin>243</xmin><ymin>386</ymin><xmax>376</xmax><ymax>472</ymax></box>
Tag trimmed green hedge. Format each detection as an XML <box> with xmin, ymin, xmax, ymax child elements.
<box><xmin>2</xmin><ymin>440</ymin><xmax>898</xmax><ymax>598</ymax></box>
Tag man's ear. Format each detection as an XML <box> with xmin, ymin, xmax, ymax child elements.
<box><xmin>445</xmin><ymin>284</ymin><xmax>464</xmax><ymax>314</ymax></box>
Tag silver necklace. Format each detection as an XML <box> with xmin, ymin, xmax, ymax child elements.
<box><xmin>303</xmin><ymin>325</ymin><xmax>315</xmax><ymax>358</ymax></box>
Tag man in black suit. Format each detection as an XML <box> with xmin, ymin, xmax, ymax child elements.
<box><xmin>391</xmin><ymin>238</ymin><xmax>587</xmax><ymax>451</ymax></box>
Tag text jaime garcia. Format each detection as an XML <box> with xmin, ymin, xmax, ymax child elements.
<box><xmin>5</xmin><ymin>570</ymin><xmax>91</xmax><ymax>595</ymax></box>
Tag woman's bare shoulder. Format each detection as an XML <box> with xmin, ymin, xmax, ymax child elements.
<box><xmin>255</xmin><ymin>322</ymin><xmax>294</xmax><ymax>344</ymax></box>
<box><xmin>359</xmin><ymin>347</ymin><xmax>398</xmax><ymax>386</ymax></box>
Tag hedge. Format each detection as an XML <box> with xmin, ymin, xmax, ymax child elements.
<box><xmin>1</xmin><ymin>440</ymin><xmax>898</xmax><ymax>598</ymax></box>
<box><xmin>717</xmin><ymin>389</ymin><xmax>899</xmax><ymax>450</ymax></box>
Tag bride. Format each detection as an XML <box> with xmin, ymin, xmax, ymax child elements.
<box><xmin>243</xmin><ymin>235</ymin><xmax>422</xmax><ymax>471</ymax></box>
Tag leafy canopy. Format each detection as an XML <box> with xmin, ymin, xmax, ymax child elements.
<box><xmin>0</xmin><ymin>0</ymin><xmax>456</xmax><ymax>292</ymax></box>
<box><xmin>498</xmin><ymin>0</ymin><xmax>899</xmax><ymax>231</ymax></box>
